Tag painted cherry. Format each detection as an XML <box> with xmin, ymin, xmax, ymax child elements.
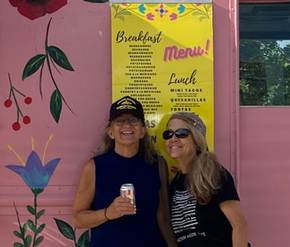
<box><xmin>23</xmin><ymin>116</ymin><xmax>31</xmax><ymax>125</ymax></box>
<box><xmin>24</xmin><ymin>97</ymin><xmax>32</xmax><ymax>105</ymax></box>
<box><xmin>12</xmin><ymin>122</ymin><xmax>21</xmax><ymax>131</ymax></box>
<box><xmin>4</xmin><ymin>99</ymin><xmax>12</xmax><ymax>108</ymax></box>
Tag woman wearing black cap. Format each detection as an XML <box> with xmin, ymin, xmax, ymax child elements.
<box><xmin>73</xmin><ymin>96</ymin><xmax>173</xmax><ymax>247</ymax></box>
<box><xmin>163</xmin><ymin>112</ymin><xmax>248</xmax><ymax>247</ymax></box>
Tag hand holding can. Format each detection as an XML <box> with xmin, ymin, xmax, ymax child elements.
<box><xmin>120</xmin><ymin>183</ymin><xmax>136</xmax><ymax>206</ymax></box>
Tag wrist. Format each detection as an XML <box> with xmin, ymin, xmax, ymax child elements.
<box><xmin>104</xmin><ymin>207</ymin><xmax>110</xmax><ymax>221</ymax></box>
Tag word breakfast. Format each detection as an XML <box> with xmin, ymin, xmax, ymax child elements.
<box><xmin>116</xmin><ymin>30</ymin><xmax>162</xmax><ymax>44</ymax></box>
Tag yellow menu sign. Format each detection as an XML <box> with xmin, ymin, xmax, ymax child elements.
<box><xmin>112</xmin><ymin>3</ymin><xmax>213</xmax><ymax>178</ymax></box>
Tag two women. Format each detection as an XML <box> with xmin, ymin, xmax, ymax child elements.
<box><xmin>163</xmin><ymin>112</ymin><xmax>248</xmax><ymax>247</ymax></box>
<box><xmin>73</xmin><ymin>96</ymin><xmax>169</xmax><ymax>247</ymax></box>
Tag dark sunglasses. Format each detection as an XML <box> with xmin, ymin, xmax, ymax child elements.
<box><xmin>162</xmin><ymin>128</ymin><xmax>191</xmax><ymax>140</ymax></box>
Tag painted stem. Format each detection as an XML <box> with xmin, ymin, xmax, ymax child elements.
<box><xmin>32</xmin><ymin>193</ymin><xmax>38</xmax><ymax>247</ymax></box>
<box><xmin>8</xmin><ymin>73</ymin><xmax>23</xmax><ymax>122</ymax></box>
<box><xmin>44</xmin><ymin>18</ymin><xmax>76</xmax><ymax>115</ymax></box>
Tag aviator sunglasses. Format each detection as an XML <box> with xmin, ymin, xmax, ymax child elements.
<box><xmin>162</xmin><ymin>128</ymin><xmax>191</xmax><ymax>140</ymax></box>
<box><xmin>113</xmin><ymin>116</ymin><xmax>141</xmax><ymax>126</ymax></box>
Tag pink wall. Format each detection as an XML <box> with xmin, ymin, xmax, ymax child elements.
<box><xmin>1</xmin><ymin>0</ymin><xmax>288</xmax><ymax>246</ymax></box>
<box><xmin>0</xmin><ymin>0</ymin><xmax>112</xmax><ymax>245</ymax></box>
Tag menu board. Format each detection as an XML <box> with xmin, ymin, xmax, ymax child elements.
<box><xmin>112</xmin><ymin>3</ymin><xmax>214</xmax><ymax>177</ymax></box>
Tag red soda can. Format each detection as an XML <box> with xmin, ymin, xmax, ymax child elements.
<box><xmin>120</xmin><ymin>183</ymin><xmax>135</xmax><ymax>205</ymax></box>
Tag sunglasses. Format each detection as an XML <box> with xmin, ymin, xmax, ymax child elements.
<box><xmin>162</xmin><ymin>128</ymin><xmax>191</xmax><ymax>140</ymax></box>
<box><xmin>113</xmin><ymin>117</ymin><xmax>141</xmax><ymax>126</ymax></box>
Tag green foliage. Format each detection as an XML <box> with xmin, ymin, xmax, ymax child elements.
<box><xmin>22</xmin><ymin>54</ymin><xmax>46</xmax><ymax>80</ymax></box>
<box><xmin>54</xmin><ymin>218</ymin><xmax>75</xmax><ymax>241</ymax></box>
<box><xmin>50</xmin><ymin>89</ymin><xmax>62</xmax><ymax>123</ymax></box>
<box><xmin>240</xmin><ymin>40</ymin><xmax>290</xmax><ymax>105</ymax></box>
<box><xmin>54</xmin><ymin>218</ymin><xmax>90</xmax><ymax>247</ymax></box>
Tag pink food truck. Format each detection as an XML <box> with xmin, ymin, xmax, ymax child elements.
<box><xmin>1</xmin><ymin>0</ymin><xmax>290</xmax><ymax>246</ymax></box>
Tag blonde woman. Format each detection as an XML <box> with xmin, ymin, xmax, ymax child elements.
<box><xmin>163</xmin><ymin>112</ymin><xmax>248</xmax><ymax>247</ymax></box>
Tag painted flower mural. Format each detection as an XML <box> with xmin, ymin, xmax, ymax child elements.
<box><xmin>6</xmin><ymin>135</ymin><xmax>60</xmax><ymax>247</ymax></box>
<box><xmin>9</xmin><ymin>0</ymin><xmax>67</xmax><ymax>20</ymax></box>
<box><xmin>6</xmin><ymin>150</ymin><xmax>60</xmax><ymax>194</ymax></box>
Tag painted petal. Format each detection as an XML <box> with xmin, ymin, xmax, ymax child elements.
<box><xmin>170</xmin><ymin>13</ymin><xmax>178</xmax><ymax>21</ymax></box>
<box><xmin>146</xmin><ymin>13</ymin><xmax>154</xmax><ymax>21</ymax></box>
<box><xmin>171</xmin><ymin>166</ymin><xmax>180</xmax><ymax>174</ymax></box>
<box><xmin>44</xmin><ymin>158</ymin><xmax>61</xmax><ymax>176</ymax></box>
<box><xmin>5</xmin><ymin>165</ymin><xmax>26</xmax><ymax>177</ymax></box>
<box><xmin>178</xmin><ymin>4</ymin><xmax>185</xmax><ymax>14</ymax></box>
<box><xmin>25</xmin><ymin>151</ymin><xmax>43</xmax><ymax>171</ymax></box>
<box><xmin>138</xmin><ymin>4</ymin><xmax>146</xmax><ymax>14</ymax></box>
<box><xmin>17</xmin><ymin>1</ymin><xmax>46</xmax><ymax>20</ymax></box>
<box><xmin>45</xmin><ymin>0</ymin><xmax>67</xmax><ymax>14</ymax></box>
<box><xmin>9</xmin><ymin>0</ymin><xmax>22</xmax><ymax>7</ymax></box>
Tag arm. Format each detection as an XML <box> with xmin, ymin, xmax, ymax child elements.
<box><xmin>157</xmin><ymin>189</ymin><xmax>178</xmax><ymax>247</ymax></box>
<box><xmin>220</xmin><ymin>200</ymin><xmax>248</xmax><ymax>247</ymax></box>
<box><xmin>73</xmin><ymin>159</ymin><xmax>135</xmax><ymax>229</ymax></box>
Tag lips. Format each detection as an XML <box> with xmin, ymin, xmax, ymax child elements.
<box><xmin>121</xmin><ymin>131</ymin><xmax>134</xmax><ymax>135</ymax></box>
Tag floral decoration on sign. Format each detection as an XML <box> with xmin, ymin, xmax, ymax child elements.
<box><xmin>54</xmin><ymin>218</ymin><xmax>89</xmax><ymax>247</ymax></box>
<box><xmin>9</xmin><ymin>0</ymin><xmax>67</xmax><ymax>20</ymax></box>
<box><xmin>4</xmin><ymin>73</ymin><xmax>32</xmax><ymax>131</ymax></box>
<box><xmin>6</xmin><ymin>135</ymin><xmax>60</xmax><ymax>247</ymax></box>
<box><xmin>112</xmin><ymin>3</ymin><xmax>211</xmax><ymax>22</ymax></box>
<box><xmin>23</xmin><ymin>18</ymin><xmax>75</xmax><ymax>123</ymax></box>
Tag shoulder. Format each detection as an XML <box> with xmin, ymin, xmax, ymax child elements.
<box><xmin>81</xmin><ymin>159</ymin><xmax>96</xmax><ymax>179</ymax></box>
<box><xmin>213</xmin><ymin>167</ymin><xmax>240</xmax><ymax>204</ymax></box>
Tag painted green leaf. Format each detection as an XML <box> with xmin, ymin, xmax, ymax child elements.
<box><xmin>23</xmin><ymin>223</ymin><xmax>27</xmax><ymax>236</ymax></box>
<box><xmin>27</xmin><ymin>220</ymin><xmax>37</xmax><ymax>234</ymax></box>
<box><xmin>37</xmin><ymin>224</ymin><xmax>46</xmax><ymax>234</ymax></box>
<box><xmin>36</xmin><ymin>209</ymin><xmax>45</xmax><ymax>220</ymax></box>
<box><xmin>13</xmin><ymin>230</ymin><xmax>22</xmax><ymax>239</ymax></box>
<box><xmin>121</xmin><ymin>10</ymin><xmax>132</xmax><ymax>16</ymax></box>
<box><xmin>27</xmin><ymin>206</ymin><xmax>36</xmax><ymax>215</ymax></box>
<box><xmin>22</xmin><ymin>54</ymin><xmax>46</xmax><ymax>80</ymax></box>
<box><xmin>77</xmin><ymin>230</ymin><xmax>90</xmax><ymax>247</ymax></box>
<box><xmin>24</xmin><ymin>235</ymin><xmax>32</xmax><ymax>247</ymax></box>
<box><xmin>199</xmin><ymin>16</ymin><xmax>208</xmax><ymax>21</ymax></box>
<box><xmin>54</xmin><ymin>218</ymin><xmax>75</xmax><ymax>240</ymax></box>
<box><xmin>116</xmin><ymin>15</ymin><xmax>125</xmax><ymax>22</ymax></box>
<box><xmin>34</xmin><ymin>236</ymin><xmax>44</xmax><ymax>246</ymax></box>
<box><xmin>50</xmin><ymin>89</ymin><xmax>62</xmax><ymax>123</ymax></box>
<box><xmin>13</xmin><ymin>243</ymin><xmax>24</xmax><ymax>247</ymax></box>
<box><xmin>48</xmin><ymin>46</ymin><xmax>74</xmax><ymax>71</ymax></box>
<box><xmin>111</xmin><ymin>3</ymin><xmax>118</xmax><ymax>12</ymax></box>
<box><xmin>192</xmin><ymin>10</ymin><xmax>202</xmax><ymax>16</ymax></box>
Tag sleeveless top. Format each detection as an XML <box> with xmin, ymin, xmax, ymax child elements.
<box><xmin>88</xmin><ymin>149</ymin><xmax>166</xmax><ymax>247</ymax></box>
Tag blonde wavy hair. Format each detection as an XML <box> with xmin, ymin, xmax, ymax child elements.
<box><xmin>95</xmin><ymin>120</ymin><xmax>157</xmax><ymax>165</ymax></box>
<box><xmin>168</xmin><ymin>113</ymin><xmax>225</xmax><ymax>204</ymax></box>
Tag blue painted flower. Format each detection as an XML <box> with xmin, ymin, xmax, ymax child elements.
<box><xmin>178</xmin><ymin>4</ymin><xmax>185</xmax><ymax>14</ymax></box>
<box><xmin>6</xmin><ymin>151</ymin><xmax>60</xmax><ymax>194</ymax></box>
<box><xmin>138</xmin><ymin>4</ymin><xmax>146</xmax><ymax>14</ymax></box>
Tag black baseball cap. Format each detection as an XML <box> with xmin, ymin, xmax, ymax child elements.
<box><xmin>109</xmin><ymin>96</ymin><xmax>145</xmax><ymax>121</ymax></box>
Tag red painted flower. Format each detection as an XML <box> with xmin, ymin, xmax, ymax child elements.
<box><xmin>9</xmin><ymin>0</ymin><xmax>67</xmax><ymax>20</ymax></box>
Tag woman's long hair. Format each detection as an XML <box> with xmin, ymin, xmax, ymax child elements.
<box><xmin>95</xmin><ymin>121</ymin><xmax>157</xmax><ymax>164</ymax></box>
<box><xmin>168</xmin><ymin>113</ymin><xmax>224</xmax><ymax>204</ymax></box>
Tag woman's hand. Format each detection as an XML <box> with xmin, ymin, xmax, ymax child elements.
<box><xmin>105</xmin><ymin>196</ymin><xmax>136</xmax><ymax>220</ymax></box>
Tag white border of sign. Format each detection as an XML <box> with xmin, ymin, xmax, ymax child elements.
<box><xmin>110</xmin><ymin>0</ymin><xmax>212</xmax><ymax>3</ymax></box>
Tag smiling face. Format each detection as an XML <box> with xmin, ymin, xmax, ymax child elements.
<box><xmin>165</xmin><ymin>119</ymin><xmax>197</xmax><ymax>168</ymax></box>
<box><xmin>107</xmin><ymin>113</ymin><xmax>146</xmax><ymax>153</ymax></box>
